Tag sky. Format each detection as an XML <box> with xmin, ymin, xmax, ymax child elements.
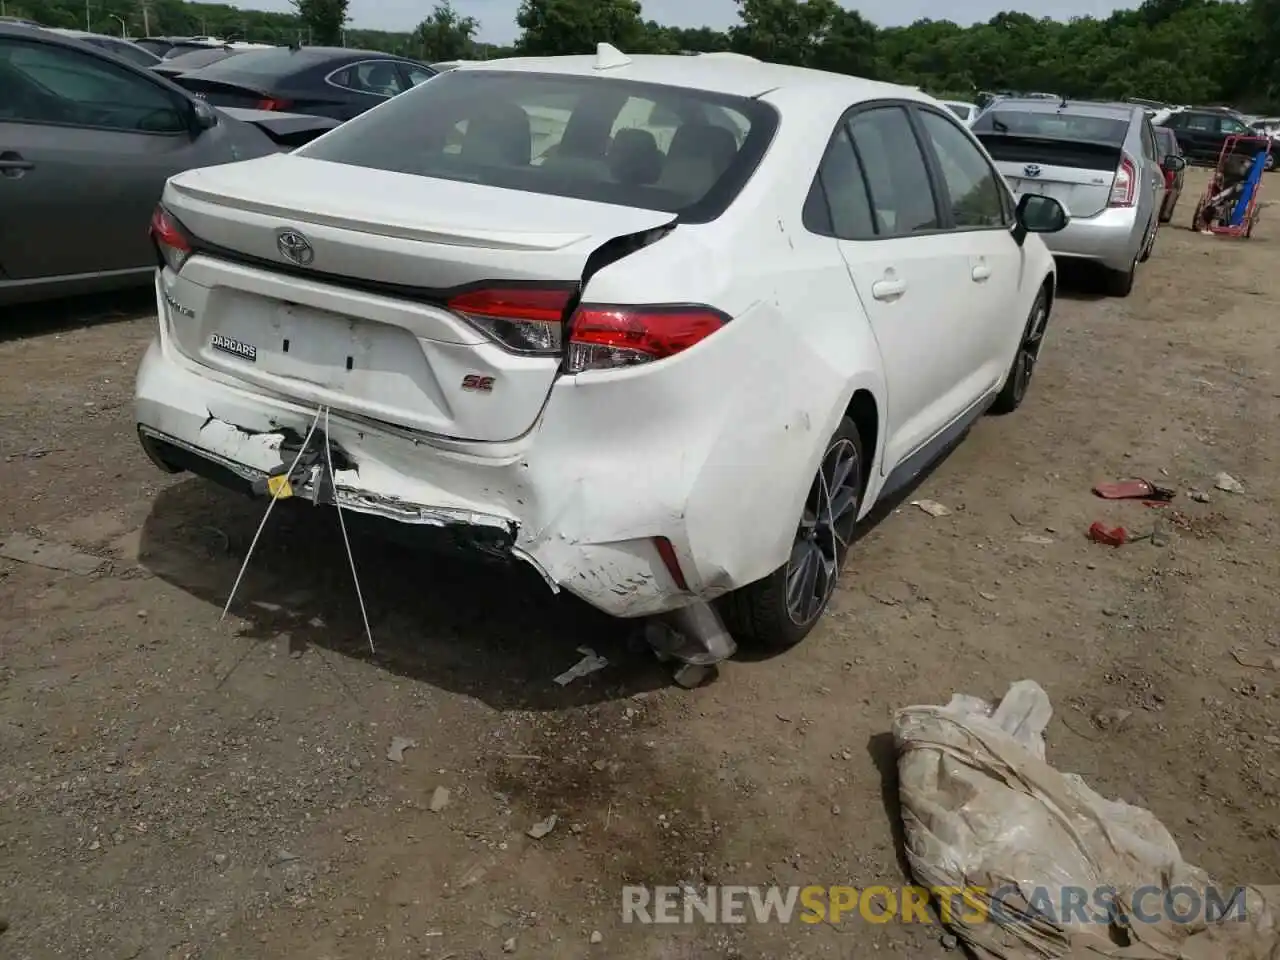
<box><xmin>248</xmin><ymin>0</ymin><xmax>1134</xmax><ymax>44</ymax></box>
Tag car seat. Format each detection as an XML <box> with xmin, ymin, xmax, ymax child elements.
<box><xmin>608</xmin><ymin>128</ymin><xmax>663</xmax><ymax>185</ymax></box>
<box><xmin>459</xmin><ymin>102</ymin><xmax>532</xmax><ymax>166</ymax></box>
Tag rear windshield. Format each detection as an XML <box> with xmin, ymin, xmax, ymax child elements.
<box><xmin>185</xmin><ymin>47</ymin><xmax>323</xmax><ymax>78</ymax></box>
<box><xmin>162</xmin><ymin>47</ymin><xmax>242</xmax><ymax>70</ymax></box>
<box><xmin>1154</xmin><ymin>126</ymin><xmax>1177</xmax><ymax>151</ymax></box>
<box><xmin>298</xmin><ymin>69</ymin><xmax>779</xmax><ymax>223</ymax></box>
<box><xmin>971</xmin><ymin>110</ymin><xmax>1129</xmax><ymax>144</ymax></box>
<box><xmin>93</xmin><ymin>38</ymin><xmax>162</xmax><ymax>68</ymax></box>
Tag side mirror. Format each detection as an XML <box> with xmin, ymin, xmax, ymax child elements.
<box><xmin>1163</xmin><ymin>154</ymin><xmax>1187</xmax><ymax>172</ymax></box>
<box><xmin>1014</xmin><ymin>193</ymin><xmax>1068</xmax><ymax>243</ymax></box>
<box><xmin>189</xmin><ymin>98</ymin><xmax>219</xmax><ymax>135</ymax></box>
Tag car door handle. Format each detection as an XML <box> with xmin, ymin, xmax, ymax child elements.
<box><xmin>971</xmin><ymin>263</ymin><xmax>991</xmax><ymax>282</ymax></box>
<box><xmin>871</xmin><ymin>278</ymin><xmax>906</xmax><ymax>301</ymax></box>
<box><xmin>0</xmin><ymin>151</ymin><xmax>34</xmax><ymax>175</ymax></box>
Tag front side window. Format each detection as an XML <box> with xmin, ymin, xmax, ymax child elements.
<box><xmin>0</xmin><ymin>38</ymin><xmax>187</xmax><ymax>133</ymax></box>
<box><xmin>1220</xmin><ymin>116</ymin><xmax>1248</xmax><ymax>135</ymax></box>
<box><xmin>299</xmin><ymin>69</ymin><xmax>778</xmax><ymax>222</ymax></box>
<box><xmin>918</xmin><ymin>109</ymin><xmax>1007</xmax><ymax>229</ymax></box>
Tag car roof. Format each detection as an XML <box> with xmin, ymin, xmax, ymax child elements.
<box><xmin>1</xmin><ymin>22</ymin><xmax>103</xmax><ymax>46</ymax></box>
<box><xmin>455</xmin><ymin>49</ymin><xmax>925</xmax><ymax>101</ymax></box>
<box><xmin>46</xmin><ymin>28</ymin><xmax>123</xmax><ymax>41</ymax></box>
<box><xmin>984</xmin><ymin>97</ymin><xmax>1138</xmax><ymax>120</ymax></box>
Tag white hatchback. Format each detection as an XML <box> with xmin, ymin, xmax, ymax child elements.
<box><xmin>135</xmin><ymin>46</ymin><xmax>1067</xmax><ymax>651</ymax></box>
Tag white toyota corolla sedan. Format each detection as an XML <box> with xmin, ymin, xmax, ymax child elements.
<box><xmin>135</xmin><ymin>46</ymin><xmax>1067</xmax><ymax>652</ymax></box>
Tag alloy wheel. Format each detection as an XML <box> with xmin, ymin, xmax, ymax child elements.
<box><xmin>784</xmin><ymin>438</ymin><xmax>861</xmax><ymax>625</ymax></box>
<box><xmin>1011</xmin><ymin>296</ymin><xmax>1049</xmax><ymax>404</ymax></box>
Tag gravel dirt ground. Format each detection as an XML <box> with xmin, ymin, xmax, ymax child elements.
<box><xmin>1</xmin><ymin>167</ymin><xmax>1278</xmax><ymax>960</ymax></box>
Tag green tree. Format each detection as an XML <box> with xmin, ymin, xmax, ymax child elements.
<box><xmin>291</xmin><ymin>0</ymin><xmax>347</xmax><ymax>45</ymax></box>
<box><xmin>729</xmin><ymin>0</ymin><xmax>843</xmax><ymax>66</ymax></box>
<box><xmin>414</xmin><ymin>0</ymin><xmax>478</xmax><ymax>61</ymax></box>
<box><xmin>514</xmin><ymin>0</ymin><xmax>649</xmax><ymax>56</ymax></box>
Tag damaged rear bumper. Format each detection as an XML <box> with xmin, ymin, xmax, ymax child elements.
<box><xmin>134</xmin><ymin>337</ymin><xmax>694</xmax><ymax>617</ymax></box>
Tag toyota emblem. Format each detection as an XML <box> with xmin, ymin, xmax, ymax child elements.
<box><xmin>276</xmin><ymin>229</ymin><xmax>314</xmax><ymax>266</ymax></box>
<box><xmin>1023</xmin><ymin>163</ymin><xmax>1042</xmax><ymax>178</ymax></box>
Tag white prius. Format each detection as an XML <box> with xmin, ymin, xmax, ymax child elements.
<box><xmin>135</xmin><ymin>44</ymin><xmax>1067</xmax><ymax>651</ymax></box>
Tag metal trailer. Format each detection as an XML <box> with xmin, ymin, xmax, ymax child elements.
<box><xmin>1191</xmin><ymin>134</ymin><xmax>1271</xmax><ymax>238</ymax></box>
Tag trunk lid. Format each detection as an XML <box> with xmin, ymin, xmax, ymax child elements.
<box><xmin>174</xmin><ymin>76</ymin><xmax>271</xmax><ymax>109</ymax></box>
<box><xmin>160</xmin><ymin>154</ymin><xmax>676</xmax><ymax>443</ymax></box>
<box><xmin>979</xmin><ymin>134</ymin><xmax>1121</xmax><ymax>218</ymax></box>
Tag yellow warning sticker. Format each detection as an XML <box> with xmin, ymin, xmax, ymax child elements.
<box><xmin>266</xmin><ymin>475</ymin><xmax>293</xmax><ymax>499</ymax></box>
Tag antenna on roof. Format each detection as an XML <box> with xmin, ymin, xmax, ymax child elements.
<box><xmin>594</xmin><ymin>42</ymin><xmax>631</xmax><ymax>71</ymax></box>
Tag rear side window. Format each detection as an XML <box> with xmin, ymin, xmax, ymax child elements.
<box><xmin>972</xmin><ymin>109</ymin><xmax>1129</xmax><ymax>144</ymax></box>
<box><xmin>298</xmin><ymin>69</ymin><xmax>778</xmax><ymax>222</ymax></box>
<box><xmin>804</xmin><ymin>105</ymin><xmax>939</xmax><ymax>239</ymax></box>
<box><xmin>847</xmin><ymin>106</ymin><xmax>939</xmax><ymax>235</ymax></box>
<box><xmin>804</xmin><ymin>125</ymin><xmax>875</xmax><ymax>238</ymax></box>
<box><xmin>328</xmin><ymin>60</ymin><xmax>407</xmax><ymax>96</ymax></box>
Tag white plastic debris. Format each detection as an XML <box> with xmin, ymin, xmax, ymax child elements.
<box><xmin>527</xmin><ymin>814</ymin><xmax>558</xmax><ymax>839</ymax></box>
<box><xmin>894</xmin><ymin>679</ymin><xmax>1279</xmax><ymax>959</ymax></box>
<box><xmin>911</xmin><ymin>498</ymin><xmax>952</xmax><ymax>517</ymax></box>
<box><xmin>1215</xmin><ymin>472</ymin><xmax>1246</xmax><ymax>494</ymax></box>
<box><xmin>552</xmin><ymin>647</ymin><xmax>608</xmax><ymax>686</ymax></box>
<box><xmin>386</xmin><ymin>736</ymin><xmax>417</xmax><ymax>762</ymax></box>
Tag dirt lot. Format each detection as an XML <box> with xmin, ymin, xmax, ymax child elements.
<box><xmin>2</xmin><ymin>168</ymin><xmax>1278</xmax><ymax>960</ymax></box>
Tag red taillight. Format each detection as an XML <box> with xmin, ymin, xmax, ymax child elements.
<box><xmin>446</xmin><ymin>286</ymin><xmax>573</xmax><ymax>355</ymax></box>
<box><xmin>653</xmin><ymin>536</ymin><xmax>689</xmax><ymax>591</ymax></box>
<box><xmin>1163</xmin><ymin>168</ymin><xmax>1175</xmax><ymax>189</ymax></box>
<box><xmin>149</xmin><ymin>204</ymin><xmax>192</xmax><ymax>273</ymax></box>
<box><xmin>1109</xmin><ymin>155</ymin><xmax>1136</xmax><ymax>207</ymax></box>
<box><xmin>256</xmin><ymin>97</ymin><xmax>294</xmax><ymax>111</ymax></box>
<box><xmin>566</xmin><ymin>304</ymin><xmax>728</xmax><ymax>373</ymax></box>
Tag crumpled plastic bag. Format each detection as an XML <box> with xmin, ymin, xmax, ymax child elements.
<box><xmin>894</xmin><ymin>679</ymin><xmax>1280</xmax><ymax>959</ymax></box>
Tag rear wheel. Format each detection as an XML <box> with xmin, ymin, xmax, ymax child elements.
<box><xmin>1102</xmin><ymin>253</ymin><xmax>1137</xmax><ymax>297</ymax></box>
<box><xmin>725</xmin><ymin>419</ymin><xmax>863</xmax><ymax>651</ymax></box>
<box><xmin>990</xmin><ymin>287</ymin><xmax>1050</xmax><ymax>415</ymax></box>
<box><xmin>1139</xmin><ymin>222</ymin><xmax>1157</xmax><ymax>262</ymax></box>
<box><xmin>1191</xmin><ymin>198</ymin><xmax>1206</xmax><ymax>231</ymax></box>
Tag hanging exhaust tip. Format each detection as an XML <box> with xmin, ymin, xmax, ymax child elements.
<box><xmin>643</xmin><ymin>600</ymin><xmax>736</xmax><ymax>688</ymax></box>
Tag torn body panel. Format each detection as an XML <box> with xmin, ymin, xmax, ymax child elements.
<box><xmin>136</xmin><ymin>267</ymin><xmax>866</xmax><ymax>618</ymax></box>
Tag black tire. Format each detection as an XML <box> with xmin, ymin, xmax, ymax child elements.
<box><xmin>724</xmin><ymin>419</ymin><xmax>864</xmax><ymax>651</ymax></box>
<box><xmin>1102</xmin><ymin>255</ymin><xmax>1137</xmax><ymax>297</ymax></box>
<box><xmin>1139</xmin><ymin>222</ymin><xmax>1157</xmax><ymax>263</ymax></box>
<box><xmin>990</xmin><ymin>286</ymin><xmax>1050</xmax><ymax>416</ymax></box>
<box><xmin>1159</xmin><ymin>198</ymin><xmax>1176</xmax><ymax>224</ymax></box>
<box><xmin>1191</xmin><ymin>198</ymin><xmax>1206</xmax><ymax>231</ymax></box>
